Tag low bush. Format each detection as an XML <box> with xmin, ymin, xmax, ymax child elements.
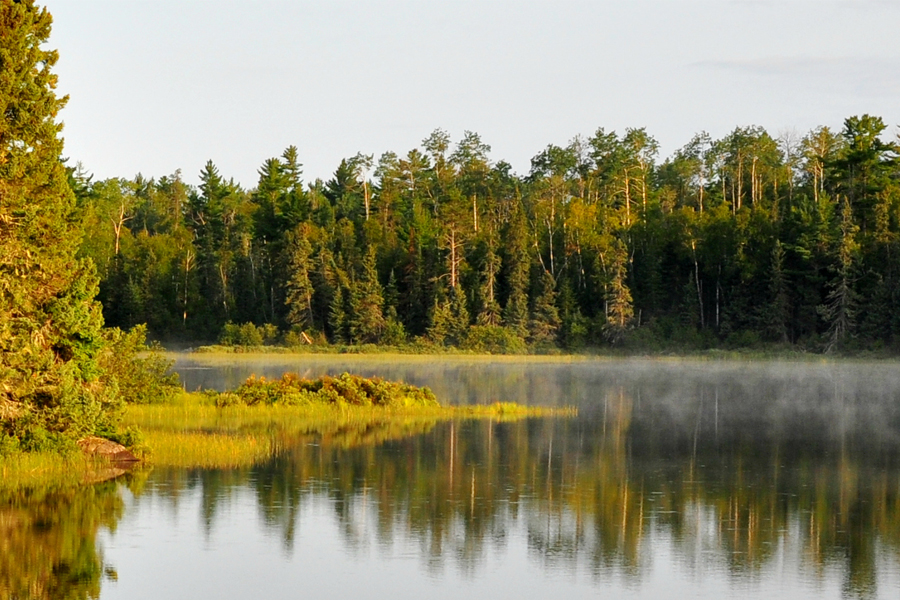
<box><xmin>213</xmin><ymin>372</ymin><xmax>439</xmax><ymax>409</ymax></box>
<box><xmin>99</xmin><ymin>325</ymin><xmax>181</xmax><ymax>405</ymax></box>
<box><xmin>219</xmin><ymin>322</ymin><xmax>281</xmax><ymax>347</ymax></box>
<box><xmin>461</xmin><ymin>326</ymin><xmax>528</xmax><ymax>354</ymax></box>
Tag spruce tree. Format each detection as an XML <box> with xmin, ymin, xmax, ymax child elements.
<box><xmin>603</xmin><ymin>239</ymin><xmax>634</xmax><ymax>345</ymax></box>
<box><xmin>820</xmin><ymin>197</ymin><xmax>859</xmax><ymax>352</ymax></box>
<box><xmin>762</xmin><ymin>240</ymin><xmax>790</xmax><ymax>343</ymax></box>
<box><xmin>0</xmin><ymin>1</ymin><xmax>118</xmax><ymax>449</ymax></box>
<box><xmin>502</xmin><ymin>208</ymin><xmax>529</xmax><ymax>336</ymax></box>
<box><xmin>447</xmin><ymin>285</ymin><xmax>470</xmax><ymax>344</ymax></box>
<box><xmin>348</xmin><ymin>247</ymin><xmax>385</xmax><ymax>343</ymax></box>
<box><xmin>284</xmin><ymin>227</ymin><xmax>315</xmax><ymax>330</ymax></box>
<box><xmin>529</xmin><ymin>270</ymin><xmax>560</xmax><ymax>345</ymax></box>
<box><xmin>476</xmin><ymin>245</ymin><xmax>502</xmax><ymax>326</ymax></box>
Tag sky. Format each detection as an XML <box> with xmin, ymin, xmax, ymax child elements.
<box><xmin>49</xmin><ymin>0</ymin><xmax>900</xmax><ymax>189</ymax></box>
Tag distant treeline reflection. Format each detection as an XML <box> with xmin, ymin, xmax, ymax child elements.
<box><xmin>157</xmin><ymin>382</ymin><xmax>900</xmax><ymax>597</ymax></box>
<box><xmin>5</xmin><ymin>377</ymin><xmax>900</xmax><ymax>598</ymax></box>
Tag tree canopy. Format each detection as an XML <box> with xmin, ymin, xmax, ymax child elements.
<box><xmin>73</xmin><ymin>115</ymin><xmax>900</xmax><ymax>354</ymax></box>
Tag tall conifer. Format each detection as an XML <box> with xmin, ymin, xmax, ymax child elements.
<box><xmin>0</xmin><ymin>1</ymin><xmax>118</xmax><ymax>448</ymax></box>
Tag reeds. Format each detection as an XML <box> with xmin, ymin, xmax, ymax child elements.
<box><xmin>122</xmin><ymin>391</ymin><xmax>574</xmax><ymax>469</ymax></box>
<box><xmin>138</xmin><ymin>430</ymin><xmax>273</xmax><ymax>469</ymax></box>
<box><xmin>0</xmin><ymin>452</ymin><xmax>109</xmax><ymax>490</ymax></box>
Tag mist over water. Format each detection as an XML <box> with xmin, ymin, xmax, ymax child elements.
<box><xmin>6</xmin><ymin>356</ymin><xmax>900</xmax><ymax>599</ymax></box>
<box><xmin>175</xmin><ymin>355</ymin><xmax>900</xmax><ymax>448</ymax></box>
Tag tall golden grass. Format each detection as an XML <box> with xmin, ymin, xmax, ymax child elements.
<box><xmin>123</xmin><ymin>392</ymin><xmax>573</xmax><ymax>469</ymax></box>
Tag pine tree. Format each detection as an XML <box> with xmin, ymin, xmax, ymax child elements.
<box><xmin>284</xmin><ymin>227</ymin><xmax>315</xmax><ymax>329</ymax></box>
<box><xmin>820</xmin><ymin>197</ymin><xmax>859</xmax><ymax>352</ymax></box>
<box><xmin>530</xmin><ymin>270</ymin><xmax>560</xmax><ymax>345</ymax></box>
<box><xmin>348</xmin><ymin>247</ymin><xmax>385</xmax><ymax>343</ymax></box>
<box><xmin>0</xmin><ymin>1</ymin><xmax>119</xmax><ymax>449</ymax></box>
<box><xmin>603</xmin><ymin>239</ymin><xmax>634</xmax><ymax>345</ymax></box>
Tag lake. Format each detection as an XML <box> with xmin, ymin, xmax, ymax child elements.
<box><xmin>5</xmin><ymin>355</ymin><xmax>900</xmax><ymax>599</ymax></box>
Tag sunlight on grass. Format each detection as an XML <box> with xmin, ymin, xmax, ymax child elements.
<box><xmin>139</xmin><ymin>430</ymin><xmax>273</xmax><ymax>469</ymax></box>
<box><xmin>0</xmin><ymin>453</ymin><xmax>111</xmax><ymax>490</ymax></box>
<box><xmin>123</xmin><ymin>391</ymin><xmax>574</xmax><ymax>469</ymax></box>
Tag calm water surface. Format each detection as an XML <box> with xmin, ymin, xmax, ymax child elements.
<box><xmin>7</xmin><ymin>355</ymin><xmax>900</xmax><ymax>599</ymax></box>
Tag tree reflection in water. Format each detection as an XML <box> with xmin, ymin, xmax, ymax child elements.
<box><xmin>146</xmin><ymin>374</ymin><xmax>900</xmax><ymax>599</ymax></box>
<box><xmin>0</xmin><ymin>476</ymin><xmax>138</xmax><ymax>600</ymax></box>
<box><xmin>6</xmin><ymin>361</ymin><xmax>900</xmax><ymax>599</ymax></box>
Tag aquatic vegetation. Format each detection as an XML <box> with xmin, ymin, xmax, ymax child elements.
<box><xmin>138</xmin><ymin>430</ymin><xmax>274</xmax><ymax>469</ymax></box>
<box><xmin>121</xmin><ymin>376</ymin><xmax>573</xmax><ymax>469</ymax></box>
<box><xmin>0</xmin><ymin>452</ymin><xmax>111</xmax><ymax>490</ymax></box>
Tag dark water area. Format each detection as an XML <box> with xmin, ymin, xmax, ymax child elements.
<box><xmin>5</xmin><ymin>356</ymin><xmax>900</xmax><ymax>599</ymax></box>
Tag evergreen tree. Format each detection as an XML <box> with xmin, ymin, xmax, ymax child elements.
<box><xmin>284</xmin><ymin>227</ymin><xmax>315</xmax><ymax>330</ymax></box>
<box><xmin>558</xmin><ymin>274</ymin><xmax>588</xmax><ymax>349</ymax></box>
<box><xmin>502</xmin><ymin>208</ymin><xmax>530</xmax><ymax>336</ymax></box>
<box><xmin>820</xmin><ymin>198</ymin><xmax>859</xmax><ymax>352</ymax></box>
<box><xmin>447</xmin><ymin>285</ymin><xmax>470</xmax><ymax>344</ymax></box>
<box><xmin>762</xmin><ymin>240</ymin><xmax>790</xmax><ymax>343</ymax></box>
<box><xmin>328</xmin><ymin>281</ymin><xmax>348</xmax><ymax>344</ymax></box>
<box><xmin>603</xmin><ymin>239</ymin><xmax>634</xmax><ymax>344</ymax></box>
<box><xmin>476</xmin><ymin>244</ymin><xmax>502</xmax><ymax>326</ymax></box>
<box><xmin>530</xmin><ymin>270</ymin><xmax>560</xmax><ymax>345</ymax></box>
<box><xmin>348</xmin><ymin>248</ymin><xmax>385</xmax><ymax>343</ymax></box>
<box><xmin>427</xmin><ymin>289</ymin><xmax>453</xmax><ymax>346</ymax></box>
<box><xmin>0</xmin><ymin>1</ymin><xmax>119</xmax><ymax>449</ymax></box>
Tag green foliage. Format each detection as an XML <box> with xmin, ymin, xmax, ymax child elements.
<box><xmin>460</xmin><ymin>325</ymin><xmax>527</xmax><ymax>354</ymax></box>
<box><xmin>99</xmin><ymin>325</ymin><xmax>180</xmax><ymax>405</ymax></box>
<box><xmin>530</xmin><ymin>270</ymin><xmax>560</xmax><ymax>346</ymax></box>
<box><xmin>219</xmin><ymin>322</ymin><xmax>280</xmax><ymax>347</ymax></box>
<box><xmin>210</xmin><ymin>373</ymin><xmax>439</xmax><ymax>409</ymax></box>
<box><xmin>73</xmin><ymin>111</ymin><xmax>900</xmax><ymax>355</ymax></box>
<box><xmin>0</xmin><ymin>1</ymin><xmax>126</xmax><ymax>449</ymax></box>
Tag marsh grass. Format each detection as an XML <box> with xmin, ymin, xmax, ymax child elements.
<box><xmin>191</xmin><ymin>343</ymin><xmax>898</xmax><ymax>361</ymax></box>
<box><xmin>0</xmin><ymin>452</ymin><xmax>113</xmax><ymax>490</ymax></box>
<box><xmin>124</xmin><ymin>391</ymin><xmax>573</xmax><ymax>469</ymax></box>
<box><xmin>139</xmin><ymin>430</ymin><xmax>273</xmax><ymax>469</ymax></box>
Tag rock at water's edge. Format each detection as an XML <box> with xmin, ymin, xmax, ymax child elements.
<box><xmin>77</xmin><ymin>436</ymin><xmax>139</xmax><ymax>463</ymax></box>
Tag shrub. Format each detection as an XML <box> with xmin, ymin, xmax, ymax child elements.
<box><xmin>219</xmin><ymin>372</ymin><xmax>439</xmax><ymax>408</ymax></box>
<box><xmin>99</xmin><ymin>325</ymin><xmax>180</xmax><ymax>404</ymax></box>
<box><xmin>461</xmin><ymin>325</ymin><xmax>527</xmax><ymax>354</ymax></box>
<box><xmin>219</xmin><ymin>322</ymin><xmax>282</xmax><ymax>347</ymax></box>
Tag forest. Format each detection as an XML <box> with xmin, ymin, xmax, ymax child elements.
<box><xmin>73</xmin><ymin>117</ymin><xmax>900</xmax><ymax>353</ymax></box>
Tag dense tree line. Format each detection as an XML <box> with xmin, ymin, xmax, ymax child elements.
<box><xmin>74</xmin><ymin>117</ymin><xmax>900</xmax><ymax>352</ymax></box>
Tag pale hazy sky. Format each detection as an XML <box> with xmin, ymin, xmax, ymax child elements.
<box><xmin>49</xmin><ymin>0</ymin><xmax>900</xmax><ymax>189</ymax></box>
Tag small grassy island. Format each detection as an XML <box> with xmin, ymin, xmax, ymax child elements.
<box><xmin>1</xmin><ymin>370</ymin><xmax>573</xmax><ymax>485</ymax></box>
<box><xmin>125</xmin><ymin>372</ymin><xmax>572</xmax><ymax>470</ymax></box>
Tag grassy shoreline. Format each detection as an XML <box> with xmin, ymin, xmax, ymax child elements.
<box><xmin>179</xmin><ymin>345</ymin><xmax>900</xmax><ymax>364</ymax></box>
<box><xmin>1</xmin><ymin>370</ymin><xmax>575</xmax><ymax>484</ymax></box>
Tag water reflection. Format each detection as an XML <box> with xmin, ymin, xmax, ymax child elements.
<box><xmin>0</xmin><ymin>479</ymin><xmax>133</xmax><ymax>600</ymax></box>
<box><xmin>7</xmin><ymin>359</ymin><xmax>900</xmax><ymax>599</ymax></box>
<box><xmin>143</xmin><ymin>375</ymin><xmax>900</xmax><ymax>598</ymax></box>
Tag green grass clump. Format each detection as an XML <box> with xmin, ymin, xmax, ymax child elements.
<box><xmin>122</xmin><ymin>382</ymin><xmax>574</xmax><ymax>469</ymax></box>
<box><xmin>211</xmin><ymin>372</ymin><xmax>439</xmax><ymax>408</ymax></box>
<box><xmin>138</xmin><ymin>430</ymin><xmax>273</xmax><ymax>469</ymax></box>
<box><xmin>0</xmin><ymin>452</ymin><xmax>113</xmax><ymax>490</ymax></box>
